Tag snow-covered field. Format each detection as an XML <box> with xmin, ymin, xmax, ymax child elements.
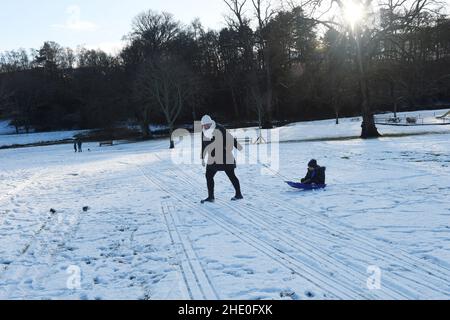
<box><xmin>269</xmin><ymin>109</ymin><xmax>450</xmax><ymax>142</ymax></box>
<box><xmin>0</xmin><ymin>110</ymin><xmax>449</xmax><ymax>300</ymax></box>
<box><xmin>0</xmin><ymin>120</ymin><xmax>88</xmax><ymax>148</ymax></box>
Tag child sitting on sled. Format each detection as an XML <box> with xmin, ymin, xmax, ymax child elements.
<box><xmin>301</xmin><ymin>159</ymin><xmax>326</xmax><ymax>185</ymax></box>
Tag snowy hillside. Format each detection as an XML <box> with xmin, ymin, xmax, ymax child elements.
<box><xmin>0</xmin><ymin>130</ymin><xmax>91</xmax><ymax>148</ymax></box>
<box><xmin>1</xmin><ymin>109</ymin><xmax>449</xmax><ymax>149</ymax></box>
<box><xmin>0</xmin><ymin>110</ymin><xmax>449</xmax><ymax>300</ymax></box>
<box><xmin>233</xmin><ymin>108</ymin><xmax>450</xmax><ymax>143</ymax></box>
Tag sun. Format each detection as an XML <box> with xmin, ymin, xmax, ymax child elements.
<box><xmin>343</xmin><ymin>0</ymin><xmax>365</xmax><ymax>30</ymax></box>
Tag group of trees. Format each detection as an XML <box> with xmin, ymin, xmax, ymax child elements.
<box><xmin>0</xmin><ymin>0</ymin><xmax>449</xmax><ymax>143</ymax></box>
<box><xmin>0</xmin><ymin>43</ymin><xmax>123</xmax><ymax>133</ymax></box>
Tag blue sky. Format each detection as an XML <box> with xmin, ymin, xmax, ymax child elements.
<box><xmin>2</xmin><ymin>0</ymin><xmax>448</xmax><ymax>54</ymax></box>
<box><xmin>0</xmin><ymin>0</ymin><xmax>229</xmax><ymax>54</ymax></box>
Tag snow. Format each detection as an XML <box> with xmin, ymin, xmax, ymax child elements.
<box><xmin>0</xmin><ymin>109</ymin><xmax>449</xmax><ymax>300</ymax></box>
<box><xmin>0</xmin><ymin>121</ymin><xmax>174</xmax><ymax>149</ymax></box>
<box><xmin>0</xmin><ymin>120</ymin><xmax>16</xmax><ymax>135</ymax></box>
<box><xmin>1</xmin><ymin>109</ymin><xmax>448</xmax><ymax>149</ymax></box>
<box><xmin>0</xmin><ymin>128</ymin><xmax>89</xmax><ymax>148</ymax></box>
<box><xmin>272</xmin><ymin>109</ymin><xmax>450</xmax><ymax>143</ymax></box>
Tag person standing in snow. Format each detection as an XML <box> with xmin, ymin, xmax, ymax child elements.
<box><xmin>73</xmin><ymin>139</ymin><xmax>78</xmax><ymax>152</ymax></box>
<box><xmin>301</xmin><ymin>159</ymin><xmax>326</xmax><ymax>185</ymax></box>
<box><xmin>77</xmin><ymin>139</ymin><xmax>83</xmax><ymax>153</ymax></box>
<box><xmin>200</xmin><ymin>115</ymin><xmax>244</xmax><ymax>203</ymax></box>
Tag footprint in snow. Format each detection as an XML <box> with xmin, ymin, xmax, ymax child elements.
<box><xmin>280</xmin><ymin>290</ymin><xmax>297</xmax><ymax>299</ymax></box>
<box><xmin>234</xmin><ymin>255</ymin><xmax>257</xmax><ymax>260</ymax></box>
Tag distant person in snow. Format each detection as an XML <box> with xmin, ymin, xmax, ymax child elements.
<box><xmin>76</xmin><ymin>139</ymin><xmax>83</xmax><ymax>153</ymax></box>
<box><xmin>301</xmin><ymin>159</ymin><xmax>326</xmax><ymax>185</ymax></box>
<box><xmin>73</xmin><ymin>139</ymin><xmax>78</xmax><ymax>152</ymax></box>
<box><xmin>200</xmin><ymin>115</ymin><xmax>244</xmax><ymax>204</ymax></box>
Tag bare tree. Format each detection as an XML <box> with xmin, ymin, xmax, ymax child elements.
<box><xmin>348</xmin><ymin>0</ymin><xmax>442</xmax><ymax>137</ymax></box>
<box><xmin>224</xmin><ymin>0</ymin><xmax>263</xmax><ymax>123</ymax></box>
<box><xmin>299</xmin><ymin>0</ymin><xmax>382</xmax><ymax>137</ymax></box>
<box><xmin>129</xmin><ymin>10</ymin><xmax>180</xmax><ymax>55</ymax></box>
<box><xmin>252</xmin><ymin>0</ymin><xmax>277</xmax><ymax>128</ymax></box>
<box><xmin>137</xmin><ymin>57</ymin><xmax>193</xmax><ymax>149</ymax></box>
<box><xmin>223</xmin><ymin>0</ymin><xmax>279</xmax><ymax>128</ymax></box>
<box><xmin>127</xmin><ymin>10</ymin><xmax>183</xmax><ymax>139</ymax></box>
<box><xmin>223</xmin><ymin>0</ymin><xmax>250</xmax><ymax>29</ymax></box>
<box><xmin>0</xmin><ymin>49</ymin><xmax>30</xmax><ymax>73</ymax></box>
<box><xmin>288</xmin><ymin>0</ymin><xmax>442</xmax><ymax>137</ymax></box>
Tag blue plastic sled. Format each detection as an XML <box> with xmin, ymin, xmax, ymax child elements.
<box><xmin>286</xmin><ymin>181</ymin><xmax>327</xmax><ymax>190</ymax></box>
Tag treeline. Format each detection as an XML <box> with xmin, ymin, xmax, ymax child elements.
<box><xmin>0</xmin><ymin>0</ymin><xmax>449</xmax><ymax>141</ymax></box>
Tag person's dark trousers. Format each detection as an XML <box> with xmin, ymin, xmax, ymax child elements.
<box><xmin>206</xmin><ymin>165</ymin><xmax>242</xmax><ymax>199</ymax></box>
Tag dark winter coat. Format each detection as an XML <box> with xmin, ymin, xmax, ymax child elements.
<box><xmin>201</xmin><ymin>124</ymin><xmax>242</xmax><ymax>171</ymax></box>
<box><xmin>301</xmin><ymin>166</ymin><xmax>326</xmax><ymax>185</ymax></box>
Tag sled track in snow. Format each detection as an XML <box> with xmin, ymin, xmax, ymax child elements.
<box><xmin>160</xmin><ymin>163</ymin><xmax>419</xmax><ymax>299</ymax></box>
<box><xmin>254</xmin><ymin>163</ymin><xmax>450</xmax><ymax>297</ymax></box>
<box><xmin>259</xmin><ymin>162</ymin><xmax>450</xmax><ymax>278</ymax></box>
<box><xmin>134</xmin><ymin>159</ymin><xmax>369</xmax><ymax>299</ymax></box>
<box><xmin>169</xmin><ymin>173</ymin><xmax>403</xmax><ymax>298</ymax></box>
<box><xmin>155</xmin><ymin>153</ymin><xmax>450</xmax><ymax>299</ymax></box>
<box><xmin>220</xmin><ymin>199</ymin><xmax>449</xmax><ymax>298</ymax></box>
<box><xmin>160</xmin><ymin>201</ymin><xmax>195</xmax><ymax>300</ymax></box>
<box><xmin>131</xmin><ymin>163</ymin><xmax>219</xmax><ymax>300</ymax></box>
<box><xmin>141</xmin><ymin>170</ymin><xmax>351</xmax><ymax>299</ymax></box>
<box><xmin>160</xmin><ymin>200</ymin><xmax>220</xmax><ymax>300</ymax></box>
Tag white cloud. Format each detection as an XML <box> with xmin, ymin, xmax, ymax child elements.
<box><xmin>84</xmin><ymin>41</ymin><xmax>126</xmax><ymax>55</ymax></box>
<box><xmin>52</xmin><ymin>5</ymin><xmax>97</xmax><ymax>31</ymax></box>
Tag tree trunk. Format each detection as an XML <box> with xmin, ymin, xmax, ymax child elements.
<box><xmin>141</xmin><ymin>122</ymin><xmax>151</xmax><ymax>139</ymax></box>
<box><xmin>230</xmin><ymin>85</ymin><xmax>240</xmax><ymax>119</ymax></box>
<box><xmin>355</xmin><ymin>29</ymin><xmax>380</xmax><ymax>139</ymax></box>
<box><xmin>390</xmin><ymin>81</ymin><xmax>396</xmax><ymax>118</ymax></box>
<box><xmin>359</xmin><ymin>77</ymin><xmax>380</xmax><ymax>138</ymax></box>
<box><xmin>361</xmin><ymin>113</ymin><xmax>380</xmax><ymax>138</ymax></box>
<box><xmin>140</xmin><ymin>106</ymin><xmax>153</xmax><ymax>140</ymax></box>
<box><xmin>262</xmin><ymin>46</ymin><xmax>273</xmax><ymax>129</ymax></box>
<box><xmin>333</xmin><ymin>95</ymin><xmax>339</xmax><ymax>124</ymax></box>
<box><xmin>169</xmin><ymin>125</ymin><xmax>175</xmax><ymax>149</ymax></box>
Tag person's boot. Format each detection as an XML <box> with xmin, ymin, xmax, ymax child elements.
<box><xmin>231</xmin><ymin>194</ymin><xmax>244</xmax><ymax>201</ymax></box>
<box><xmin>201</xmin><ymin>197</ymin><xmax>215</xmax><ymax>204</ymax></box>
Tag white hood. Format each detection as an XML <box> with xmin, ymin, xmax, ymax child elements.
<box><xmin>203</xmin><ymin>120</ymin><xmax>216</xmax><ymax>139</ymax></box>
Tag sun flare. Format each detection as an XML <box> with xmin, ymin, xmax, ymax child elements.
<box><xmin>343</xmin><ymin>0</ymin><xmax>365</xmax><ymax>30</ymax></box>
